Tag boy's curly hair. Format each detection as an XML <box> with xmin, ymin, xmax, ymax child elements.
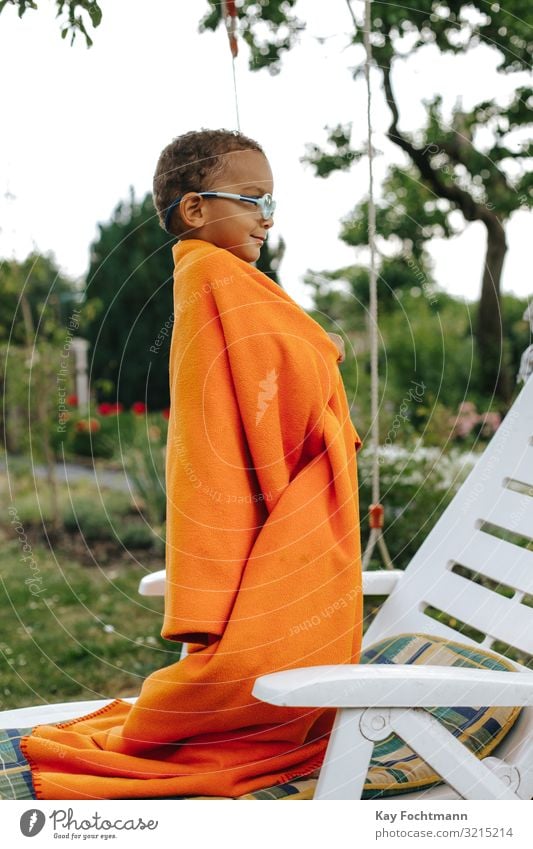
<box><xmin>153</xmin><ymin>129</ymin><xmax>264</xmax><ymax>236</ymax></box>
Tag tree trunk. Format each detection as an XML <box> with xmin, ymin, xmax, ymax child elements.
<box><xmin>477</xmin><ymin>221</ymin><xmax>510</xmax><ymax>403</ymax></box>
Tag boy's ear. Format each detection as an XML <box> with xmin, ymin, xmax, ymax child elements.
<box><xmin>179</xmin><ymin>192</ymin><xmax>206</xmax><ymax>229</ymax></box>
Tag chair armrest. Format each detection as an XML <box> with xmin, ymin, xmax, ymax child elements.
<box><xmin>138</xmin><ymin>569</ymin><xmax>166</xmax><ymax>596</ymax></box>
<box><xmin>362</xmin><ymin>570</ymin><xmax>403</xmax><ymax>596</ymax></box>
<box><xmin>138</xmin><ymin>569</ymin><xmax>403</xmax><ymax>598</ymax></box>
<box><xmin>253</xmin><ymin>664</ymin><xmax>533</xmax><ymax>708</ymax></box>
<box><xmin>0</xmin><ymin>698</ymin><xmax>137</xmax><ymax>728</ymax></box>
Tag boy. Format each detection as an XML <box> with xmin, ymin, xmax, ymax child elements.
<box><xmin>20</xmin><ymin>129</ymin><xmax>362</xmax><ymax>799</ymax></box>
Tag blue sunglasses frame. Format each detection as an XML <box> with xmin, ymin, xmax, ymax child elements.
<box><xmin>164</xmin><ymin>191</ymin><xmax>276</xmax><ymax>233</ymax></box>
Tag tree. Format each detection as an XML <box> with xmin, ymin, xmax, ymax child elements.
<box><xmin>84</xmin><ymin>190</ymin><xmax>173</xmax><ymax>410</ymax></box>
<box><xmin>0</xmin><ymin>0</ymin><xmax>101</xmax><ymax>45</ymax></box>
<box><xmin>0</xmin><ymin>253</ymin><xmax>79</xmax><ymax>345</ymax></box>
<box><xmin>200</xmin><ymin>1</ymin><xmax>532</xmax><ymax>401</ymax></box>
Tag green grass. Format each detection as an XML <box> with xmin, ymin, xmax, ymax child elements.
<box><xmin>1</xmin><ymin>461</ymin><xmax>180</xmax><ymax>710</ymax></box>
<box><xmin>0</xmin><ymin>536</ymin><xmax>182</xmax><ymax>709</ymax></box>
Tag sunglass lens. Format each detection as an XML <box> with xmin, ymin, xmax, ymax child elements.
<box><xmin>263</xmin><ymin>194</ymin><xmax>275</xmax><ymax>218</ymax></box>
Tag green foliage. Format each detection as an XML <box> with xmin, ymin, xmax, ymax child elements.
<box><xmin>124</xmin><ymin>417</ymin><xmax>168</xmax><ymax>528</ymax></box>
<box><xmin>307</xmin><ymin>257</ymin><xmax>437</xmax><ymax>317</ymax></box>
<box><xmin>341</xmin><ymin>165</ymin><xmax>457</xmax><ymax>255</ymax></box>
<box><xmin>68</xmin><ymin>422</ymin><xmax>115</xmax><ymax>459</ymax></box>
<box><xmin>62</xmin><ymin>497</ymin><xmax>117</xmax><ymax>541</ymax></box>
<box><xmin>52</xmin><ymin>408</ymin><xmax>154</xmax><ymax>462</ymax></box>
<box><xmin>211</xmin><ymin>1</ymin><xmax>531</xmax><ymax>75</ymax></box>
<box><xmin>200</xmin><ymin>0</ymin><xmax>304</xmax><ymax>74</ymax></box>
<box><xmin>1</xmin><ymin>339</ymin><xmax>75</xmax><ymax>461</ymax></box>
<box><xmin>381</xmin><ymin>292</ymin><xmax>474</xmax><ymax>410</ymax></box>
<box><xmin>61</xmin><ymin>488</ymin><xmax>160</xmax><ymax>550</ymax></box>
<box><xmin>0</xmin><ymin>254</ymin><xmax>79</xmax><ymax>345</ymax></box>
<box><xmin>117</xmin><ymin>523</ymin><xmax>157</xmax><ymax>551</ymax></box>
<box><xmin>303</xmin><ymin>124</ymin><xmax>364</xmax><ymax>178</ymax></box>
<box><xmin>84</xmin><ymin>191</ymin><xmax>173</xmax><ymax>410</ymax></box>
<box><xmin>358</xmin><ymin>447</ymin><xmax>475</xmax><ymax>570</ymax></box>
<box><xmin>501</xmin><ymin>293</ymin><xmax>533</xmax><ymax>379</ymax></box>
<box><xmin>0</xmin><ymin>0</ymin><xmax>102</xmax><ymax>46</ymax></box>
<box><xmin>304</xmin><ymin>269</ymin><xmax>530</xmax><ymax>437</ymax></box>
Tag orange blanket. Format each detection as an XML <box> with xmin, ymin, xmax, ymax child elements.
<box><xmin>22</xmin><ymin>239</ymin><xmax>363</xmax><ymax>799</ymax></box>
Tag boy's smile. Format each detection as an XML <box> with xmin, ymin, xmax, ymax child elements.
<box><xmin>178</xmin><ymin>149</ymin><xmax>274</xmax><ymax>263</ymax></box>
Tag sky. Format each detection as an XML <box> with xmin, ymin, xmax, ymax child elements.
<box><xmin>0</xmin><ymin>0</ymin><xmax>531</xmax><ymax>310</ymax></box>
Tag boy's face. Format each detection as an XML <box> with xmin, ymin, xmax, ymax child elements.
<box><xmin>180</xmin><ymin>150</ymin><xmax>274</xmax><ymax>263</ymax></box>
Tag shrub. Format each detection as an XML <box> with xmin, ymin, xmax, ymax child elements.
<box><xmin>124</xmin><ymin>418</ymin><xmax>168</xmax><ymax>527</ymax></box>
<box><xmin>117</xmin><ymin>523</ymin><xmax>156</xmax><ymax>550</ymax></box>
<box><xmin>358</xmin><ymin>445</ymin><xmax>476</xmax><ymax>571</ymax></box>
<box><xmin>63</xmin><ymin>499</ymin><xmax>117</xmax><ymax>541</ymax></box>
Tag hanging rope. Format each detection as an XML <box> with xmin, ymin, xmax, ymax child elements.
<box><xmin>346</xmin><ymin>0</ymin><xmax>394</xmax><ymax>570</ymax></box>
<box><xmin>221</xmin><ymin>0</ymin><xmax>241</xmax><ymax>130</ymax></box>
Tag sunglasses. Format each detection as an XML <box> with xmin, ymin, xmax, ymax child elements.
<box><xmin>164</xmin><ymin>191</ymin><xmax>276</xmax><ymax>233</ymax></box>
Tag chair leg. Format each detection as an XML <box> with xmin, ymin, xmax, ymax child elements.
<box><xmin>390</xmin><ymin>709</ymin><xmax>520</xmax><ymax>801</ymax></box>
<box><xmin>314</xmin><ymin>708</ymin><xmax>374</xmax><ymax>800</ymax></box>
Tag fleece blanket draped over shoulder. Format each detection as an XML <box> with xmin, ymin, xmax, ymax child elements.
<box><xmin>21</xmin><ymin>239</ymin><xmax>363</xmax><ymax>799</ymax></box>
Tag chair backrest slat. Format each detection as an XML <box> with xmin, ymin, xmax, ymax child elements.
<box><xmin>478</xmin><ymin>488</ymin><xmax>533</xmax><ymax>540</ymax></box>
<box><xmin>423</xmin><ymin>569</ymin><xmax>533</xmax><ymax>654</ymax></box>
<box><xmin>454</xmin><ymin>531</ymin><xmax>533</xmax><ymax>596</ymax></box>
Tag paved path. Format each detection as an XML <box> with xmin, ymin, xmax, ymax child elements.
<box><xmin>1</xmin><ymin>459</ymin><xmax>132</xmax><ymax>492</ymax></box>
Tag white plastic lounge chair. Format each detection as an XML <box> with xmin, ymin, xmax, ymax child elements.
<box><xmin>252</xmin><ymin>372</ymin><xmax>533</xmax><ymax>800</ymax></box>
<box><xmin>2</xmin><ymin>375</ymin><xmax>533</xmax><ymax>800</ymax></box>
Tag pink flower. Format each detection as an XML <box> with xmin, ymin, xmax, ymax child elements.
<box><xmin>453</xmin><ymin>401</ymin><xmax>480</xmax><ymax>438</ymax></box>
<box><xmin>479</xmin><ymin>411</ymin><xmax>501</xmax><ymax>437</ymax></box>
<box><xmin>131</xmin><ymin>401</ymin><xmax>147</xmax><ymax>415</ymax></box>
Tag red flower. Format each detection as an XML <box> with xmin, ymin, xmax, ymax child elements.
<box><xmin>98</xmin><ymin>402</ymin><xmax>123</xmax><ymax>416</ymax></box>
<box><xmin>131</xmin><ymin>401</ymin><xmax>146</xmax><ymax>415</ymax></box>
<box><xmin>66</xmin><ymin>394</ymin><xmax>78</xmax><ymax>407</ymax></box>
<box><xmin>162</xmin><ymin>407</ymin><xmax>170</xmax><ymax>420</ymax></box>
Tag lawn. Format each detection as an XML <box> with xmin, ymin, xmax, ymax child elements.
<box><xmin>0</xmin><ymin>464</ymin><xmax>180</xmax><ymax>711</ymax></box>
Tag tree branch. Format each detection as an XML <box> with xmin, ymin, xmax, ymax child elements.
<box><xmin>438</xmin><ymin>137</ymin><xmax>512</xmax><ymax>198</ymax></box>
<box><xmin>382</xmin><ymin>61</ymin><xmax>503</xmax><ymax>233</ymax></box>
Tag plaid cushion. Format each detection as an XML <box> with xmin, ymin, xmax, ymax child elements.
<box><xmin>0</xmin><ymin>634</ymin><xmax>521</xmax><ymax>800</ymax></box>
<box><xmin>359</xmin><ymin>633</ymin><xmax>522</xmax><ymax>798</ymax></box>
<box><xmin>0</xmin><ymin>727</ymin><xmax>35</xmax><ymax>800</ymax></box>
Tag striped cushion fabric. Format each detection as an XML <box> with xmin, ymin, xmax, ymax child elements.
<box><xmin>0</xmin><ymin>634</ymin><xmax>521</xmax><ymax>800</ymax></box>
<box><xmin>359</xmin><ymin>633</ymin><xmax>522</xmax><ymax>797</ymax></box>
<box><xmin>0</xmin><ymin>727</ymin><xmax>35</xmax><ymax>801</ymax></box>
